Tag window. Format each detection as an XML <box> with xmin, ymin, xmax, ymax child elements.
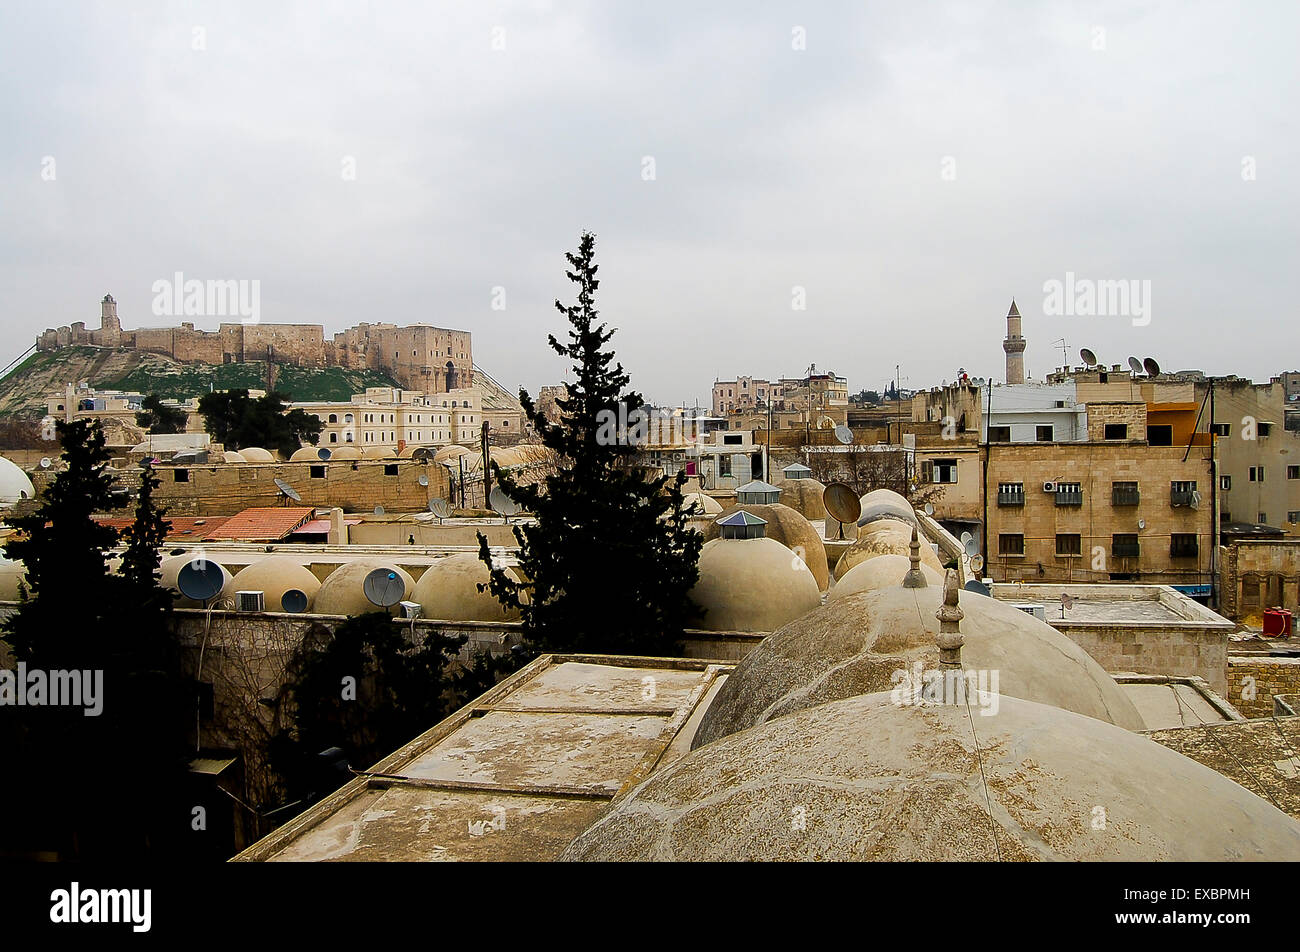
<box><xmin>384</xmin><ymin>464</ymin><xmax>399</xmax><ymax>476</ymax></box>
<box><xmin>1104</xmin><ymin>423</ymin><xmax>1128</xmax><ymax>440</ymax></box>
<box><xmin>931</xmin><ymin>458</ymin><xmax>958</xmax><ymax>483</ymax></box>
<box><xmin>1259</xmin><ymin>512</ymin><xmax>1268</xmax><ymax>524</ymax></box>
<box><xmin>328</xmin><ymin>414</ymin><xmax>337</xmax><ymax>423</ymax></box>
<box><xmin>174</xmin><ymin>469</ymin><xmax>189</xmax><ymax>483</ymax></box>
<box><xmin>1249</xmin><ymin>466</ymin><xmax>1264</xmax><ymax>482</ymax></box>
<box><xmin>1288</xmin><ymin>511</ymin><xmax>1299</xmax><ymax>524</ymax></box>
<box><xmin>329</xmin><ymin>433</ymin><xmax>338</xmax><ymax>443</ymax></box>
<box><xmin>723</xmin><ymin>434</ymin><xmax>744</xmax><ymax>445</ymax></box>
<box><xmin>310</xmin><ymin>465</ymin><xmax>326</xmax><ymax>479</ymax></box>
<box><xmin>1112</xmin><ymin>481</ymin><xmax>1139</xmax><ymax>506</ymax></box>
<box><xmin>1036</xmin><ymin>425</ymin><xmax>1053</xmax><ymax>442</ymax></box>
<box><xmin>1220</xmin><ymin>475</ymin><xmax>1232</xmax><ymax>491</ymax></box>
<box><xmin>1170</xmin><ymin>534</ymin><xmax>1199</xmax><ymax>558</ymax></box>
<box><xmin>1056</xmin><ymin>533</ymin><xmax>1082</xmax><ymax>556</ymax></box>
<box><xmin>1112</xmin><ymin>534</ymin><xmax>1140</xmax><ymax>558</ymax></box>
<box><xmin>997</xmin><ymin>482</ymin><xmax>1025</xmax><ymax>506</ymax></box>
<box><xmin>1211</xmin><ymin>422</ymin><xmax>1231</xmax><ymax>437</ymax></box>
<box><xmin>988</xmin><ymin>425</ymin><xmax>1011</xmax><ymax>442</ymax></box>
<box><xmin>998</xmin><ymin>534</ymin><xmax>1025</xmax><ymax>556</ymax></box>
<box><xmin>1170</xmin><ymin>480</ymin><xmax>1197</xmax><ymax>506</ymax></box>
<box><xmin>1147</xmin><ymin>424</ymin><xmax>1172</xmax><ymax>446</ymax></box>
<box><xmin>718</xmin><ymin>455</ymin><xmax>732</xmax><ymax>477</ymax></box>
<box><xmin>1055</xmin><ymin>482</ymin><xmax>1083</xmax><ymax>506</ymax></box>
<box><xmin>1259</xmin><ymin>422</ymin><xmax>1273</xmax><ymax>436</ymax></box>
<box><xmin>1288</xmin><ymin>465</ymin><xmax>1300</xmax><ymax>480</ymax></box>
<box><xmin>344</xmin><ymin>413</ymin><xmax>353</xmax><ymax>424</ymax></box>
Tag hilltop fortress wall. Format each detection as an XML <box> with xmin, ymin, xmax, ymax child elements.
<box><xmin>37</xmin><ymin>295</ymin><xmax>473</xmax><ymax>394</ymax></box>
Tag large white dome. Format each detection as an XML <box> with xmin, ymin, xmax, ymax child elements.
<box><xmin>0</xmin><ymin>456</ymin><xmax>35</xmax><ymax>507</ymax></box>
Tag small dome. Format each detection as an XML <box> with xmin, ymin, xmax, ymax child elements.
<box><xmin>703</xmin><ymin>502</ymin><xmax>829</xmax><ymax>591</ymax></box>
<box><xmin>830</xmin><ymin>553</ymin><xmax>941</xmax><ymax>600</ymax></box>
<box><xmin>411</xmin><ymin>552</ymin><xmax>522</xmax><ymax>622</ymax></box>
<box><xmin>314</xmin><ymin>559</ymin><xmax>415</xmax><ymax>616</ymax></box>
<box><xmin>689</xmin><ymin>537</ymin><xmax>821</xmax><ymax>632</ymax></box>
<box><xmin>834</xmin><ymin>520</ymin><xmax>943</xmax><ymax>580</ymax></box>
<box><xmin>328</xmin><ymin>446</ymin><xmax>362</xmax><ymax>461</ymax></box>
<box><xmin>229</xmin><ymin>556</ymin><xmax>321</xmax><ymax>613</ymax></box>
<box><xmin>563</xmin><ymin>693</ymin><xmax>1300</xmax><ymax>862</ymax></box>
<box><xmin>222</xmin><ymin>450</ymin><xmax>247</xmax><ymax>464</ymax></box>
<box><xmin>692</xmin><ymin>581</ymin><xmax>1144</xmax><ymax>748</ymax></box>
<box><xmin>0</xmin><ymin>558</ymin><xmax>29</xmax><ymax>600</ymax></box>
<box><xmin>362</xmin><ymin>446</ymin><xmax>397</xmax><ymax>459</ymax></box>
<box><xmin>159</xmin><ymin>554</ymin><xmax>234</xmax><ymax>608</ymax></box>
<box><xmin>434</xmin><ymin>444</ymin><xmax>473</xmax><ymax>464</ymax></box>
<box><xmin>0</xmin><ymin>456</ymin><xmax>36</xmax><ymax>506</ymax></box>
<box><xmin>776</xmin><ymin>477</ymin><xmax>826</xmax><ymax>520</ymax></box>
<box><xmin>857</xmin><ymin>488</ymin><xmax>919</xmax><ymax>529</ymax></box>
<box><xmin>239</xmin><ymin>447</ymin><xmax>276</xmax><ymax>463</ymax></box>
<box><xmin>289</xmin><ymin>446</ymin><xmax>324</xmax><ymax>462</ymax></box>
<box><xmin>682</xmin><ymin>492</ymin><xmax>723</xmax><ymax>516</ymax></box>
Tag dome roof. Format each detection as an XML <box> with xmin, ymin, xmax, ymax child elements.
<box><xmin>857</xmin><ymin>488</ymin><xmax>919</xmax><ymax>528</ymax></box>
<box><xmin>434</xmin><ymin>444</ymin><xmax>472</xmax><ymax>464</ymax></box>
<box><xmin>289</xmin><ymin>446</ymin><xmax>325</xmax><ymax>462</ymax></box>
<box><xmin>411</xmin><ymin>552</ymin><xmax>522</xmax><ymax>622</ymax></box>
<box><xmin>830</xmin><ymin>553</ymin><xmax>941</xmax><ymax>600</ymax></box>
<box><xmin>361</xmin><ymin>446</ymin><xmax>396</xmax><ymax>459</ymax></box>
<box><xmin>682</xmin><ymin>492</ymin><xmax>723</xmax><ymax>516</ymax></box>
<box><xmin>238</xmin><ymin>447</ymin><xmax>276</xmax><ymax>463</ymax></box>
<box><xmin>222</xmin><ymin>450</ymin><xmax>247</xmax><ymax>464</ymax></box>
<box><xmin>229</xmin><ymin>556</ymin><xmax>321</xmax><ymax>613</ymax></box>
<box><xmin>834</xmin><ymin>520</ymin><xmax>943</xmax><ymax>580</ymax></box>
<box><xmin>314</xmin><ymin>559</ymin><xmax>415</xmax><ymax>616</ymax></box>
<box><xmin>0</xmin><ymin>456</ymin><xmax>35</xmax><ymax>506</ymax></box>
<box><xmin>689</xmin><ymin>537</ymin><xmax>821</xmax><ymax>632</ymax></box>
<box><xmin>0</xmin><ymin>558</ymin><xmax>28</xmax><ymax>600</ymax></box>
<box><xmin>776</xmin><ymin>477</ymin><xmax>826</xmax><ymax>520</ymax></box>
<box><xmin>159</xmin><ymin>554</ymin><xmax>234</xmax><ymax>608</ymax></box>
<box><xmin>692</xmin><ymin>577</ymin><xmax>1144</xmax><ymax>748</ymax></box>
<box><xmin>562</xmin><ymin>692</ymin><xmax>1300</xmax><ymax>862</ymax></box>
<box><xmin>703</xmin><ymin>502</ymin><xmax>829</xmax><ymax>591</ymax></box>
<box><xmin>327</xmin><ymin>445</ymin><xmax>362</xmax><ymax>461</ymax></box>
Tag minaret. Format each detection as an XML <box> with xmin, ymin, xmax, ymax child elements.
<box><xmin>1002</xmin><ymin>299</ymin><xmax>1025</xmax><ymax>385</ymax></box>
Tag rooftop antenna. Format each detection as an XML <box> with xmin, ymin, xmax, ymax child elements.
<box><xmin>1052</xmin><ymin>338</ymin><xmax>1069</xmax><ymax>366</ymax></box>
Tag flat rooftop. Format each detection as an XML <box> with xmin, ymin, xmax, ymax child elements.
<box><xmin>235</xmin><ymin>655</ymin><xmax>728</xmax><ymax>862</ymax></box>
<box><xmin>989</xmin><ymin>582</ymin><xmax>1232</xmax><ymax>629</ymax></box>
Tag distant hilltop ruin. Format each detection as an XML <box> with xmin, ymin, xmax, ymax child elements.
<box><xmin>38</xmin><ymin>294</ymin><xmax>474</xmax><ymax>393</ymax></box>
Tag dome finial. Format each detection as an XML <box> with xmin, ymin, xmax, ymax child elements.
<box><xmin>935</xmin><ymin>569</ymin><xmax>964</xmax><ymax>666</ymax></box>
<box><xmin>902</xmin><ymin>525</ymin><xmax>928</xmax><ymax>588</ymax></box>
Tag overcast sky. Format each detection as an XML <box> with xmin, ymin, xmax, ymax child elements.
<box><xmin>2</xmin><ymin>1</ymin><xmax>1295</xmax><ymax>405</ymax></box>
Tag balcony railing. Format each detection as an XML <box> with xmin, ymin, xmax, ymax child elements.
<box><xmin>997</xmin><ymin>489</ymin><xmax>1025</xmax><ymax>507</ymax></box>
<box><xmin>1112</xmin><ymin>487</ymin><xmax>1140</xmax><ymax>507</ymax></box>
<box><xmin>1055</xmin><ymin>490</ymin><xmax>1083</xmax><ymax>506</ymax></box>
<box><xmin>1170</xmin><ymin>489</ymin><xmax>1196</xmax><ymax>507</ymax></box>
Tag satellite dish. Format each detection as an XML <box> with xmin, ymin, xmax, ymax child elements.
<box><xmin>822</xmin><ymin>483</ymin><xmax>861</xmax><ymax>525</ymax></box>
<box><xmin>362</xmin><ymin>568</ymin><xmax>405</xmax><ymax>608</ymax></box>
<box><xmin>964</xmin><ymin>577</ymin><xmax>989</xmax><ymax>596</ymax></box>
<box><xmin>274</xmin><ymin>478</ymin><xmax>302</xmax><ymax>502</ymax></box>
<box><xmin>1128</xmin><ymin>357</ymin><xmax>1143</xmax><ymax>376</ymax></box>
<box><xmin>964</xmin><ymin>536</ymin><xmax>980</xmax><ymax>557</ymax></box>
<box><xmin>1138</xmin><ymin>518</ymin><xmax>1146</xmax><ymax>530</ymax></box>
<box><xmin>834</xmin><ymin>425</ymin><xmax>853</xmax><ymax>445</ymax></box>
<box><xmin>1080</xmin><ymin>348</ymin><xmax>1097</xmax><ymax>368</ymax></box>
<box><xmin>39</xmin><ymin>458</ymin><xmax>51</xmax><ymax>469</ymax></box>
<box><xmin>374</xmin><ymin>506</ymin><xmax>385</xmax><ymax>516</ymax></box>
<box><xmin>317</xmin><ymin>448</ymin><xmax>332</xmax><ymax>461</ymax></box>
<box><xmin>177</xmin><ymin>559</ymin><xmax>226</xmax><ymax>602</ymax></box>
<box><xmin>428</xmin><ymin>498</ymin><xmax>452</xmax><ymax>520</ymax></box>
<box><xmin>489</xmin><ymin>486</ymin><xmax>520</xmax><ymax>517</ymax></box>
<box><xmin>969</xmin><ymin>554</ymin><xmax>985</xmax><ymax>574</ymax></box>
<box><xmin>960</xmin><ymin>531</ymin><xmax>973</xmax><ymax>545</ymax></box>
<box><xmin>281</xmin><ymin>589</ymin><xmax>309</xmax><ymax>614</ymax></box>
<box><xmin>1061</xmin><ymin>593</ymin><xmax>1076</xmax><ymax>611</ymax></box>
<box><xmin>418</xmin><ymin>474</ymin><xmax>429</xmax><ymax>487</ymax></box>
<box><xmin>1143</xmin><ymin>357</ymin><xmax>1161</xmax><ymax>377</ymax></box>
<box><xmin>924</xmin><ymin>503</ymin><xmax>934</xmax><ymax>516</ymax></box>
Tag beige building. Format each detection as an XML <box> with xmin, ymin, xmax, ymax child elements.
<box><xmin>295</xmin><ymin>386</ymin><xmax>482</xmax><ymax>450</ymax></box>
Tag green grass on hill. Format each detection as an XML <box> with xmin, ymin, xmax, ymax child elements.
<box><xmin>99</xmin><ymin>362</ymin><xmax>401</xmax><ymax>402</ymax></box>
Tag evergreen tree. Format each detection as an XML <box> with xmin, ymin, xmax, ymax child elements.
<box><xmin>476</xmin><ymin>232</ymin><xmax>703</xmax><ymax>655</ymax></box>
<box><xmin>135</xmin><ymin>394</ymin><xmax>189</xmax><ymax>434</ymax></box>
<box><xmin>198</xmin><ymin>389</ymin><xmax>323</xmax><ymax>456</ymax></box>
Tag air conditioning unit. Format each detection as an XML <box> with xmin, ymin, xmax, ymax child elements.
<box><xmin>1042</xmin><ymin>481</ymin><xmax>1056</xmax><ymax>493</ymax></box>
<box><xmin>399</xmin><ymin>600</ymin><xmax>422</xmax><ymax>619</ymax></box>
<box><xmin>236</xmin><ymin>590</ymin><xmax>265</xmax><ymax>612</ymax></box>
<box><xmin>1013</xmin><ymin>603</ymin><xmax>1048</xmax><ymax>622</ymax></box>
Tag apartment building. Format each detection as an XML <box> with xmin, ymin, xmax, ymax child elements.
<box><xmin>295</xmin><ymin>386</ymin><xmax>481</xmax><ymax>450</ymax></box>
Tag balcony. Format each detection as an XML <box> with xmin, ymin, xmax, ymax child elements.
<box><xmin>1170</xmin><ymin>489</ymin><xmax>1196</xmax><ymax>507</ymax></box>
<box><xmin>997</xmin><ymin>488</ymin><xmax>1025</xmax><ymax>507</ymax></box>
<box><xmin>1055</xmin><ymin>490</ymin><xmax>1083</xmax><ymax>507</ymax></box>
<box><xmin>1112</xmin><ymin>487</ymin><xmax>1140</xmax><ymax>507</ymax></box>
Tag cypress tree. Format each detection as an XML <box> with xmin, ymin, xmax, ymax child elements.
<box><xmin>476</xmin><ymin>231</ymin><xmax>703</xmax><ymax>655</ymax></box>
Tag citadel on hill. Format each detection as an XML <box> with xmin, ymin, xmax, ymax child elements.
<box><xmin>38</xmin><ymin>294</ymin><xmax>475</xmax><ymax>394</ymax></box>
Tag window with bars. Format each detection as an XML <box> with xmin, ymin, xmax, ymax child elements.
<box><xmin>1056</xmin><ymin>533</ymin><xmax>1082</xmax><ymax>556</ymax></box>
<box><xmin>998</xmin><ymin>534</ymin><xmax>1025</xmax><ymax>556</ymax></box>
<box><xmin>1112</xmin><ymin>534</ymin><xmax>1140</xmax><ymax>558</ymax></box>
<box><xmin>1170</xmin><ymin>534</ymin><xmax>1199</xmax><ymax>558</ymax></box>
<box><xmin>997</xmin><ymin>482</ymin><xmax>1024</xmax><ymax>506</ymax></box>
<box><xmin>1111</xmin><ymin>481</ymin><xmax>1139</xmax><ymax>506</ymax></box>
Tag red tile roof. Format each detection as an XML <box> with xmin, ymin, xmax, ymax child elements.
<box><xmin>93</xmin><ymin>516</ymin><xmax>232</xmax><ymax>540</ymax></box>
<box><xmin>203</xmin><ymin>507</ymin><xmax>315</xmax><ymax>541</ymax></box>
<box><xmin>292</xmin><ymin>518</ymin><xmax>362</xmax><ymax>535</ymax></box>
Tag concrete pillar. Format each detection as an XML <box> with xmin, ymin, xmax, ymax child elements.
<box><xmin>327</xmin><ymin>507</ymin><xmax>347</xmax><ymax>546</ymax></box>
